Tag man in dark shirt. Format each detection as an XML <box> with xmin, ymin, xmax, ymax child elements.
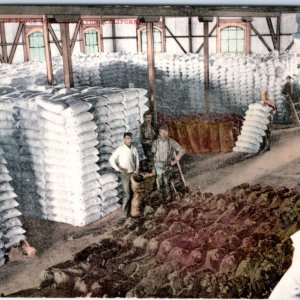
<box><xmin>139</xmin><ymin>111</ymin><xmax>156</xmax><ymax>169</ymax></box>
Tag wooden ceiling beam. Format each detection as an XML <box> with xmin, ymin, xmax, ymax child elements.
<box><xmin>0</xmin><ymin>6</ymin><xmax>286</xmax><ymax>17</ymax></box>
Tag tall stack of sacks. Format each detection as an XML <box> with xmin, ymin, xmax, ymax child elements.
<box><xmin>233</xmin><ymin>102</ymin><xmax>271</xmax><ymax>153</ymax></box>
<box><xmin>36</xmin><ymin>95</ymin><xmax>102</xmax><ymax>226</ymax></box>
<box><xmin>0</xmin><ymin>146</ymin><xmax>26</xmax><ymax>266</ymax></box>
<box><xmin>15</xmin><ymin>95</ymin><xmax>46</xmax><ymax>217</ymax></box>
<box><xmin>0</xmin><ymin>96</ymin><xmax>20</xmax><ymax>197</ymax></box>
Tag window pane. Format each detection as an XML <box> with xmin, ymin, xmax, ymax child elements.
<box><xmin>140</xmin><ymin>28</ymin><xmax>162</xmax><ymax>52</ymax></box>
<box><xmin>228</xmin><ymin>39</ymin><xmax>237</xmax><ymax>52</ymax></box>
<box><xmin>228</xmin><ymin>28</ymin><xmax>237</xmax><ymax>39</ymax></box>
<box><xmin>236</xmin><ymin>39</ymin><xmax>244</xmax><ymax>51</ymax></box>
<box><xmin>237</xmin><ymin>29</ymin><xmax>244</xmax><ymax>39</ymax></box>
<box><xmin>221</xmin><ymin>28</ymin><xmax>229</xmax><ymax>40</ymax></box>
<box><xmin>221</xmin><ymin>39</ymin><xmax>229</xmax><ymax>52</ymax></box>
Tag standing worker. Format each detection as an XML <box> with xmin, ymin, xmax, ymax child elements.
<box><xmin>259</xmin><ymin>90</ymin><xmax>276</xmax><ymax>153</ymax></box>
<box><xmin>139</xmin><ymin>111</ymin><xmax>156</xmax><ymax>170</ymax></box>
<box><xmin>151</xmin><ymin>125</ymin><xmax>185</xmax><ymax>200</ymax></box>
<box><xmin>282</xmin><ymin>75</ymin><xmax>292</xmax><ymax>97</ymax></box>
<box><xmin>109</xmin><ymin>132</ymin><xmax>139</xmax><ymax>218</ymax></box>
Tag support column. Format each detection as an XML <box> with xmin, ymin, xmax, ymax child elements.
<box><xmin>0</xmin><ymin>22</ymin><xmax>8</xmax><ymax>63</ymax></box>
<box><xmin>43</xmin><ymin>15</ymin><xmax>53</xmax><ymax>85</ymax></box>
<box><xmin>188</xmin><ymin>17</ymin><xmax>193</xmax><ymax>53</ymax></box>
<box><xmin>112</xmin><ymin>21</ymin><xmax>117</xmax><ymax>52</ymax></box>
<box><xmin>60</xmin><ymin>22</ymin><xmax>74</xmax><ymax>88</ymax></box>
<box><xmin>204</xmin><ymin>21</ymin><xmax>209</xmax><ymax>114</ymax></box>
<box><xmin>146</xmin><ymin>22</ymin><xmax>157</xmax><ymax>124</ymax></box>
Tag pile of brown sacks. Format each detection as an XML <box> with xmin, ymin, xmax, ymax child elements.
<box><xmin>158</xmin><ymin>113</ymin><xmax>243</xmax><ymax>154</ymax></box>
<box><xmin>9</xmin><ymin>183</ymin><xmax>300</xmax><ymax>298</ymax></box>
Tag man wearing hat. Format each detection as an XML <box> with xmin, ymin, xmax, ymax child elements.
<box><xmin>139</xmin><ymin>111</ymin><xmax>156</xmax><ymax>170</ymax></box>
<box><xmin>151</xmin><ymin>124</ymin><xmax>185</xmax><ymax>199</ymax></box>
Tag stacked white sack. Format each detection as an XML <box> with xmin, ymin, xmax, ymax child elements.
<box><xmin>0</xmin><ymin>146</ymin><xmax>26</xmax><ymax>266</ymax></box>
<box><xmin>36</xmin><ymin>95</ymin><xmax>102</xmax><ymax>226</ymax></box>
<box><xmin>0</xmin><ymin>95</ymin><xmax>20</xmax><ymax>197</ymax></box>
<box><xmin>233</xmin><ymin>102</ymin><xmax>273</xmax><ymax>153</ymax></box>
<box><xmin>15</xmin><ymin>95</ymin><xmax>46</xmax><ymax>217</ymax></box>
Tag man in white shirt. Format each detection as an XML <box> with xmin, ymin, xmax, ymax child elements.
<box><xmin>109</xmin><ymin>132</ymin><xmax>139</xmax><ymax>217</ymax></box>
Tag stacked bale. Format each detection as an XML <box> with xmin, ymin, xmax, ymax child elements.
<box><xmin>16</xmin><ymin>95</ymin><xmax>46</xmax><ymax>217</ymax></box>
<box><xmin>233</xmin><ymin>102</ymin><xmax>273</xmax><ymax>153</ymax></box>
<box><xmin>0</xmin><ymin>146</ymin><xmax>26</xmax><ymax>266</ymax></box>
<box><xmin>0</xmin><ymin>95</ymin><xmax>20</xmax><ymax>197</ymax></box>
<box><xmin>36</xmin><ymin>95</ymin><xmax>102</xmax><ymax>226</ymax></box>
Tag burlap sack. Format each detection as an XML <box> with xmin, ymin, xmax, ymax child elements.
<box><xmin>219</xmin><ymin>122</ymin><xmax>235</xmax><ymax>152</ymax></box>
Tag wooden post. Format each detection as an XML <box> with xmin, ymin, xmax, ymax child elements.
<box><xmin>188</xmin><ymin>17</ymin><xmax>193</xmax><ymax>53</ymax></box>
<box><xmin>22</xmin><ymin>25</ymin><xmax>29</xmax><ymax>62</ymax></box>
<box><xmin>42</xmin><ymin>15</ymin><xmax>53</xmax><ymax>85</ymax></box>
<box><xmin>60</xmin><ymin>22</ymin><xmax>74</xmax><ymax>88</ymax></box>
<box><xmin>276</xmin><ymin>15</ymin><xmax>281</xmax><ymax>52</ymax></box>
<box><xmin>99</xmin><ymin>19</ymin><xmax>104</xmax><ymax>52</ymax></box>
<box><xmin>112</xmin><ymin>21</ymin><xmax>117</xmax><ymax>52</ymax></box>
<box><xmin>8</xmin><ymin>22</ymin><xmax>24</xmax><ymax>64</ymax></box>
<box><xmin>0</xmin><ymin>22</ymin><xmax>8</xmax><ymax>63</ymax></box>
<box><xmin>146</xmin><ymin>22</ymin><xmax>157</xmax><ymax>124</ymax></box>
<box><xmin>162</xmin><ymin>16</ymin><xmax>166</xmax><ymax>52</ymax></box>
<box><xmin>204</xmin><ymin>21</ymin><xmax>209</xmax><ymax>114</ymax></box>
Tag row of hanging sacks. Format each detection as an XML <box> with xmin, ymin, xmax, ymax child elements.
<box><xmin>36</xmin><ymin>94</ymin><xmax>102</xmax><ymax>226</ymax></box>
<box><xmin>233</xmin><ymin>102</ymin><xmax>272</xmax><ymax>153</ymax></box>
<box><xmin>0</xmin><ymin>145</ymin><xmax>26</xmax><ymax>266</ymax></box>
<box><xmin>16</xmin><ymin>93</ymin><xmax>46</xmax><ymax>218</ymax></box>
<box><xmin>82</xmin><ymin>89</ymin><xmax>123</xmax><ymax>217</ymax></box>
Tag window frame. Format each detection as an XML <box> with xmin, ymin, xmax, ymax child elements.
<box><xmin>80</xmin><ymin>25</ymin><xmax>102</xmax><ymax>54</ymax></box>
<box><xmin>26</xmin><ymin>27</ymin><xmax>45</xmax><ymax>62</ymax></box>
<box><xmin>137</xmin><ymin>25</ymin><xmax>165</xmax><ymax>53</ymax></box>
<box><xmin>216</xmin><ymin>19</ymin><xmax>250</xmax><ymax>54</ymax></box>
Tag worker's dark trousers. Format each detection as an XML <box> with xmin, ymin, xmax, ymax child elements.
<box><xmin>154</xmin><ymin>161</ymin><xmax>171</xmax><ymax>198</ymax></box>
<box><xmin>142</xmin><ymin>143</ymin><xmax>154</xmax><ymax>170</ymax></box>
<box><xmin>120</xmin><ymin>172</ymin><xmax>132</xmax><ymax>217</ymax></box>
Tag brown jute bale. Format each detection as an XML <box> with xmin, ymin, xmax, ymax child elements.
<box><xmin>186</xmin><ymin>121</ymin><xmax>201</xmax><ymax>153</ymax></box>
<box><xmin>176</xmin><ymin>122</ymin><xmax>193</xmax><ymax>153</ymax></box>
<box><xmin>131</xmin><ymin>173</ymin><xmax>156</xmax><ymax>217</ymax></box>
<box><xmin>209</xmin><ymin>122</ymin><xmax>221</xmax><ymax>153</ymax></box>
<box><xmin>197</xmin><ymin>122</ymin><xmax>211</xmax><ymax>153</ymax></box>
<box><xmin>219</xmin><ymin>122</ymin><xmax>235</xmax><ymax>152</ymax></box>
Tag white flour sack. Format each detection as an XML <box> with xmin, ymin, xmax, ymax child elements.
<box><xmin>35</xmin><ymin>95</ymin><xmax>66</xmax><ymax>114</ymax></box>
<box><xmin>233</xmin><ymin>102</ymin><xmax>273</xmax><ymax>154</ymax></box>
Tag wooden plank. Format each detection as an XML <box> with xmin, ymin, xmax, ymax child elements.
<box><xmin>0</xmin><ymin>22</ymin><xmax>8</xmax><ymax>63</ymax></box>
<box><xmin>70</xmin><ymin>19</ymin><xmax>81</xmax><ymax>54</ymax></box>
<box><xmin>276</xmin><ymin>15</ymin><xmax>281</xmax><ymax>51</ymax></box>
<box><xmin>48</xmin><ymin>24</ymin><xmax>63</xmax><ymax>56</ymax></box>
<box><xmin>0</xmin><ymin>6</ymin><xmax>284</xmax><ymax>17</ymax></box>
<box><xmin>21</xmin><ymin>24</ymin><xmax>29</xmax><ymax>62</ymax></box>
<box><xmin>204</xmin><ymin>21</ymin><xmax>209</xmax><ymax>114</ymax></box>
<box><xmin>43</xmin><ymin>15</ymin><xmax>53</xmax><ymax>85</ymax></box>
<box><xmin>188</xmin><ymin>17</ymin><xmax>192</xmax><ymax>53</ymax></box>
<box><xmin>8</xmin><ymin>22</ymin><xmax>24</xmax><ymax>64</ymax></box>
<box><xmin>99</xmin><ymin>18</ymin><xmax>104</xmax><ymax>52</ymax></box>
<box><xmin>146</xmin><ymin>22</ymin><xmax>157</xmax><ymax>125</ymax></box>
<box><xmin>162</xmin><ymin>16</ymin><xmax>166</xmax><ymax>52</ymax></box>
<box><xmin>112</xmin><ymin>21</ymin><xmax>117</xmax><ymax>52</ymax></box>
<box><xmin>60</xmin><ymin>22</ymin><xmax>74</xmax><ymax>88</ymax></box>
<box><xmin>79</xmin><ymin>22</ymin><xmax>84</xmax><ymax>53</ymax></box>
<box><xmin>266</xmin><ymin>17</ymin><xmax>277</xmax><ymax>49</ymax></box>
<box><xmin>249</xmin><ymin>22</ymin><xmax>272</xmax><ymax>52</ymax></box>
<box><xmin>286</xmin><ymin>40</ymin><xmax>294</xmax><ymax>51</ymax></box>
<box><xmin>0</xmin><ymin>54</ymin><xmax>4</xmax><ymax>63</ymax></box>
<box><xmin>165</xmin><ymin>24</ymin><xmax>186</xmax><ymax>54</ymax></box>
<box><xmin>195</xmin><ymin>23</ymin><xmax>217</xmax><ymax>54</ymax></box>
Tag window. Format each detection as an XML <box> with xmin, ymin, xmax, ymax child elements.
<box><xmin>28</xmin><ymin>31</ymin><xmax>45</xmax><ymax>61</ymax></box>
<box><xmin>216</xmin><ymin>19</ymin><xmax>250</xmax><ymax>54</ymax></box>
<box><xmin>139</xmin><ymin>27</ymin><xmax>163</xmax><ymax>52</ymax></box>
<box><xmin>220</xmin><ymin>26</ymin><xmax>245</xmax><ymax>53</ymax></box>
<box><xmin>84</xmin><ymin>29</ymin><xmax>99</xmax><ymax>54</ymax></box>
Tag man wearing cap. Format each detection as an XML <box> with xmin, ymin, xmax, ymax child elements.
<box><xmin>151</xmin><ymin>125</ymin><xmax>185</xmax><ymax>199</ymax></box>
<box><xmin>259</xmin><ymin>90</ymin><xmax>277</xmax><ymax>153</ymax></box>
<box><xmin>139</xmin><ymin>111</ymin><xmax>156</xmax><ymax>169</ymax></box>
<box><xmin>109</xmin><ymin>132</ymin><xmax>139</xmax><ymax>217</ymax></box>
